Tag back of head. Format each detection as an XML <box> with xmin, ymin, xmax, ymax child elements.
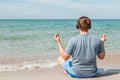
<box><xmin>76</xmin><ymin>16</ymin><xmax>91</xmax><ymax>31</ymax></box>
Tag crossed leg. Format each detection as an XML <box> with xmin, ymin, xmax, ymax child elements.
<box><xmin>57</xmin><ymin>56</ymin><xmax>68</xmax><ymax>75</ymax></box>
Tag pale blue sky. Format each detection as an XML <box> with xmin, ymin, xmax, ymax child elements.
<box><xmin>0</xmin><ymin>0</ymin><xmax>120</xmax><ymax>19</ymax></box>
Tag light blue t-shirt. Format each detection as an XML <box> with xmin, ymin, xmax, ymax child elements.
<box><xmin>65</xmin><ymin>34</ymin><xmax>104</xmax><ymax>77</ymax></box>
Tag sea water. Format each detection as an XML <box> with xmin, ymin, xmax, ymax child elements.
<box><xmin>0</xmin><ymin>19</ymin><xmax>120</xmax><ymax>71</ymax></box>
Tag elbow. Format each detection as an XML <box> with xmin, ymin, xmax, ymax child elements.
<box><xmin>62</xmin><ymin>55</ymin><xmax>69</xmax><ymax>60</ymax></box>
<box><xmin>99</xmin><ymin>56</ymin><xmax>105</xmax><ymax>60</ymax></box>
<box><xmin>63</xmin><ymin>57</ymin><xmax>68</xmax><ymax>60</ymax></box>
<box><xmin>61</xmin><ymin>52</ymin><xmax>70</xmax><ymax>60</ymax></box>
<box><xmin>98</xmin><ymin>52</ymin><xmax>105</xmax><ymax>60</ymax></box>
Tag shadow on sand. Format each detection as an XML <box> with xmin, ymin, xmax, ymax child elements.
<box><xmin>97</xmin><ymin>68</ymin><xmax>120</xmax><ymax>77</ymax></box>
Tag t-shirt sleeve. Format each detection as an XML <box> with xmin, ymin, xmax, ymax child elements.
<box><xmin>98</xmin><ymin>40</ymin><xmax>105</xmax><ymax>55</ymax></box>
<box><xmin>65</xmin><ymin>39</ymin><xmax>74</xmax><ymax>56</ymax></box>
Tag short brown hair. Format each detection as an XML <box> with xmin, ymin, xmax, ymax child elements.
<box><xmin>76</xmin><ymin>16</ymin><xmax>91</xmax><ymax>30</ymax></box>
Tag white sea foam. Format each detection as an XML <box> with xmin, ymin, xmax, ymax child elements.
<box><xmin>0</xmin><ymin>60</ymin><xmax>58</xmax><ymax>72</ymax></box>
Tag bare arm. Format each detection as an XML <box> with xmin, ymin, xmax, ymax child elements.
<box><xmin>98</xmin><ymin>34</ymin><xmax>107</xmax><ymax>59</ymax></box>
<box><xmin>54</xmin><ymin>34</ymin><xmax>70</xmax><ymax>60</ymax></box>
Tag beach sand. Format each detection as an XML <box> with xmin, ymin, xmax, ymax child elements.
<box><xmin>0</xmin><ymin>54</ymin><xmax>120</xmax><ymax>80</ymax></box>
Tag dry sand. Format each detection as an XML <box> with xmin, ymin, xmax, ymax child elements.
<box><xmin>0</xmin><ymin>54</ymin><xmax>120</xmax><ymax>80</ymax></box>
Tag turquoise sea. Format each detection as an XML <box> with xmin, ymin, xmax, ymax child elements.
<box><xmin>0</xmin><ymin>19</ymin><xmax>120</xmax><ymax>71</ymax></box>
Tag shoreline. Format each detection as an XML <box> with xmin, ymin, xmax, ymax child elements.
<box><xmin>0</xmin><ymin>54</ymin><xmax>120</xmax><ymax>80</ymax></box>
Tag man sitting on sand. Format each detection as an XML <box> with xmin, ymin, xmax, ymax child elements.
<box><xmin>54</xmin><ymin>16</ymin><xmax>106</xmax><ymax>78</ymax></box>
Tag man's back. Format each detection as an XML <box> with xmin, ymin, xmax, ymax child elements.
<box><xmin>65</xmin><ymin>34</ymin><xmax>104</xmax><ymax>77</ymax></box>
<box><xmin>54</xmin><ymin>16</ymin><xmax>106</xmax><ymax>78</ymax></box>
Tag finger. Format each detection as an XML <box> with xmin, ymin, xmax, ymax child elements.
<box><xmin>56</xmin><ymin>34</ymin><xmax>59</xmax><ymax>37</ymax></box>
<box><xmin>54</xmin><ymin>34</ymin><xmax>57</xmax><ymax>39</ymax></box>
<box><xmin>102</xmin><ymin>34</ymin><xmax>107</xmax><ymax>41</ymax></box>
<box><xmin>102</xmin><ymin>34</ymin><xmax>105</xmax><ymax>38</ymax></box>
<box><xmin>54</xmin><ymin>34</ymin><xmax>59</xmax><ymax>38</ymax></box>
<box><xmin>103</xmin><ymin>34</ymin><xmax>106</xmax><ymax>39</ymax></box>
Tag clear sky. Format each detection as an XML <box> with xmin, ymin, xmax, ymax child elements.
<box><xmin>0</xmin><ymin>0</ymin><xmax>120</xmax><ymax>19</ymax></box>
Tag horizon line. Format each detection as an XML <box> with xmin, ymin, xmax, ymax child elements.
<box><xmin>0</xmin><ymin>19</ymin><xmax>120</xmax><ymax>21</ymax></box>
<box><xmin>0</xmin><ymin>18</ymin><xmax>120</xmax><ymax>20</ymax></box>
